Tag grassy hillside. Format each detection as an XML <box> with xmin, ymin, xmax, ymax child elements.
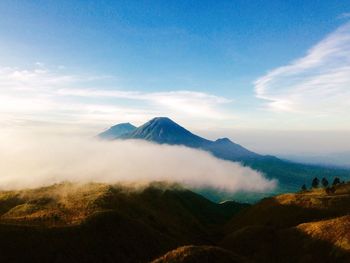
<box><xmin>152</xmin><ymin>245</ymin><xmax>251</xmax><ymax>263</ymax></box>
<box><xmin>0</xmin><ymin>182</ymin><xmax>247</xmax><ymax>263</ymax></box>
<box><xmin>1</xmin><ymin>181</ymin><xmax>350</xmax><ymax>262</ymax></box>
<box><xmin>221</xmin><ymin>182</ymin><xmax>350</xmax><ymax>262</ymax></box>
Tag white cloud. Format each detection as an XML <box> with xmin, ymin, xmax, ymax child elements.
<box><xmin>0</xmin><ymin>65</ymin><xmax>233</xmax><ymax>131</ymax></box>
<box><xmin>338</xmin><ymin>12</ymin><xmax>350</xmax><ymax>19</ymax></box>
<box><xmin>0</xmin><ymin>131</ymin><xmax>276</xmax><ymax>193</ymax></box>
<box><xmin>58</xmin><ymin>88</ymin><xmax>231</xmax><ymax>119</ymax></box>
<box><xmin>255</xmin><ymin>22</ymin><xmax>350</xmax><ymax>116</ymax></box>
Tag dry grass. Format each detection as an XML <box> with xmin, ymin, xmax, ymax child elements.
<box><xmin>152</xmin><ymin>245</ymin><xmax>250</xmax><ymax>263</ymax></box>
<box><xmin>0</xmin><ymin>182</ymin><xmax>249</xmax><ymax>263</ymax></box>
<box><xmin>0</xmin><ymin>182</ymin><xmax>114</xmax><ymax>226</ymax></box>
<box><xmin>297</xmin><ymin>215</ymin><xmax>350</xmax><ymax>251</ymax></box>
<box><xmin>220</xmin><ymin>182</ymin><xmax>350</xmax><ymax>262</ymax></box>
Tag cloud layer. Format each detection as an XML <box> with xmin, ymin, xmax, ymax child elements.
<box><xmin>0</xmin><ymin>131</ymin><xmax>276</xmax><ymax>193</ymax></box>
<box><xmin>0</xmin><ymin>65</ymin><xmax>232</xmax><ymax>130</ymax></box>
<box><xmin>255</xmin><ymin>22</ymin><xmax>350</xmax><ymax>116</ymax></box>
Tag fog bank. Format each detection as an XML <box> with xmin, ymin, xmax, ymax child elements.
<box><xmin>0</xmin><ymin>132</ymin><xmax>276</xmax><ymax>193</ymax></box>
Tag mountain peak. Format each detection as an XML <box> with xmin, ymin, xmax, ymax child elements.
<box><xmin>145</xmin><ymin>117</ymin><xmax>183</xmax><ymax>129</ymax></box>
<box><xmin>110</xmin><ymin>122</ymin><xmax>134</xmax><ymax>128</ymax></box>
<box><xmin>98</xmin><ymin>122</ymin><xmax>137</xmax><ymax>140</ymax></box>
<box><xmin>147</xmin><ymin>117</ymin><xmax>179</xmax><ymax>127</ymax></box>
<box><xmin>122</xmin><ymin>117</ymin><xmax>210</xmax><ymax>147</ymax></box>
<box><xmin>215</xmin><ymin>138</ymin><xmax>233</xmax><ymax>144</ymax></box>
<box><xmin>150</xmin><ymin>116</ymin><xmax>173</xmax><ymax>122</ymax></box>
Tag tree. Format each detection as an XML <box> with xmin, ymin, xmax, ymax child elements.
<box><xmin>326</xmin><ymin>186</ymin><xmax>335</xmax><ymax>195</ymax></box>
<box><xmin>321</xmin><ymin>178</ymin><xmax>329</xmax><ymax>188</ymax></box>
<box><xmin>332</xmin><ymin>177</ymin><xmax>340</xmax><ymax>186</ymax></box>
<box><xmin>301</xmin><ymin>184</ymin><xmax>307</xmax><ymax>191</ymax></box>
<box><xmin>312</xmin><ymin>177</ymin><xmax>319</xmax><ymax>188</ymax></box>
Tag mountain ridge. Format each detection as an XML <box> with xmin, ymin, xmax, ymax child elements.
<box><xmin>100</xmin><ymin>117</ymin><xmax>259</xmax><ymax>160</ymax></box>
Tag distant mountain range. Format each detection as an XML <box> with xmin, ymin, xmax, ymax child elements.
<box><xmin>99</xmin><ymin>117</ymin><xmax>260</xmax><ymax>160</ymax></box>
<box><xmin>99</xmin><ymin>117</ymin><xmax>350</xmax><ymax>198</ymax></box>
<box><xmin>279</xmin><ymin>152</ymin><xmax>350</xmax><ymax>168</ymax></box>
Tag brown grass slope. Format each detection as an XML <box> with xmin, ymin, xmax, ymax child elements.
<box><xmin>0</xmin><ymin>182</ymin><xmax>247</xmax><ymax>263</ymax></box>
<box><xmin>221</xmin><ymin>183</ymin><xmax>350</xmax><ymax>263</ymax></box>
<box><xmin>151</xmin><ymin>245</ymin><xmax>251</xmax><ymax>263</ymax></box>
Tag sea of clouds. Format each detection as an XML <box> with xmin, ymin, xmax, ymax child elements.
<box><xmin>0</xmin><ymin>130</ymin><xmax>276</xmax><ymax>193</ymax></box>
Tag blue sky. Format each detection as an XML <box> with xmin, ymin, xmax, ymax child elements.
<box><xmin>1</xmin><ymin>1</ymin><xmax>350</xmax><ymax>153</ymax></box>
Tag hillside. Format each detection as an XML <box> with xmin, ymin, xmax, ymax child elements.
<box><xmin>152</xmin><ymin>245</ymin><xmax>251</xmax><ymax>263</ymax></box>
<box><xmin>221</xmin><ymin>182</ymin><xmax>350</xmax><ymax>262</ymax></box>
<box><xmin>0</xmin><ymin>182</ymin><xmax>247</xmax><ymax>263</ymax></box>
<box><xmin>1</xmin><ymin>182</ymin><xmax>350</xmax><ymax>262</ymax></box>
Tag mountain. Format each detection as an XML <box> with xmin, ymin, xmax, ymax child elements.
<box><xmin>121</xmin><ymin>117</ymin><xmax>259</xmax><ymax>160</ymax></box>
<box><xmin>98</xmin><ymin>117</ymin><xmax>350</xmax><ymax>197</ymax></box>
<box><xmin>121</xmin><ymin>117</ymin><xmax>211</xmax><ymax>147</ymax></box>
<box><xmin>98</xmin><ymin>122</ymin><xmax>136</xmax><ymax>139</ymax></box>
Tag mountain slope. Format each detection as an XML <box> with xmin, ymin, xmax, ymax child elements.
<box><xmin>98</xmin><ymin>122</ymin><xmax>136</xmax><ymax>139</ymax></box>
<box><xmin>205</xmin><ymin>137</ymin><xmax>260</xmax><ymax>160</ymax></box>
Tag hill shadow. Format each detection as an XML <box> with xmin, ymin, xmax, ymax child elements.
<box><xmin>221</xmin><ymin>197</ymin><xmax>350</xmax><ymax>263</ymax></box>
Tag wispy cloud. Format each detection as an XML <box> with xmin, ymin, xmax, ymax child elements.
<box><xmin>254</xmin><ymin>22</ymin><xmax>350</xmax><ymax>116</ymax></box>
<box><xmin>58</xmin><ymin>88</ymin><xmax>231</xmax><ymax>119</ymax></box>
<box><xmin>0</xmin><ymin>64</ymin><xmax>233</xmax><ymax>132</ymax></box>
<box><xmin>338</xmin><ymin>12</ymin><xmax>350</xmax><ymax>19</ymax></box>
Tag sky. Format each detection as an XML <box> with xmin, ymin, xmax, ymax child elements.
<box><xmin>1</xmin><ymin>0</ymin><xmax>350</xmax><ymax>155</ymax></box>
